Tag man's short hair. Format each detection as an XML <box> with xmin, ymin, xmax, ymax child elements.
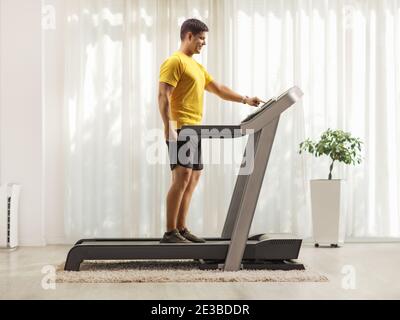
<box><xmin>180</xmin><ymin>19</ymin><xmax>209</xmax><ymax>41</ymax></box>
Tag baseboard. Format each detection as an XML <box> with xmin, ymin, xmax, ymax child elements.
<box><xmin>19</xmin><ymin>237</ymin><xmax>46</xmax><ymax>246</ymax></box>
<box><xmin>45</xmin><ymin>236</ymin><xmax>71</xmax><ymax>245</ymax></box>
<box><xmin>344</xmin><ymin>237</ymin><xmax>400</xmax><ymax>243</ymax></box>
<box><xmin>302</xmin><ymin>237</ymin><xmax>400</xmax><ymax>244</ymax></box>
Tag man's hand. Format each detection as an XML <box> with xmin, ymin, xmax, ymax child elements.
<box><xmin>244</xmin><ymin>96</ymin><xmax>265</xmax><ymax>107</ymax></box>
<box><xmin>165</xmin><ymin>127</ymin><xmax>178</xmax><ymax>142</ymax></box>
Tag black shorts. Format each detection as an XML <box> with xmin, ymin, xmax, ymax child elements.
<box><xmin>166</xmin><ymin>130</ymin><xmax>203</xmax><ymax>171</ymax></box>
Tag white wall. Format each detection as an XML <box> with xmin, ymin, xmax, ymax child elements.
<box><xmin>0</xmin><ymin>0</ymin><xmax>91</xmax><ymax>246</ymax></box>
<box><xmin>42</xmin><ymin>0</ymin><xmax>66</xmax><ymax>244</ymax></box>
<box><xmin>0</xmin><ymin>0</ymin><xmax>45</xmax><ymax>245</ymax></box>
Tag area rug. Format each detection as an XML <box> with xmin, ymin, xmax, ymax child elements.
<box><xmin>56</xmin><ymin>260</ymin><xmax>328</xmax><ymax>283</ymax></box>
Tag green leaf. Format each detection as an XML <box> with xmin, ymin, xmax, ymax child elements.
<box><xmin>298</xmin><ymin>129</ymin><xmax>363</xmax><ymax>170</ymax></box>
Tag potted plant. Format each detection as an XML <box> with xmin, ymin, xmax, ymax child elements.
<box><xmin>299</xmin><ymin>129</ymin><xmax>363</xmax><ymax>247</ymax></box>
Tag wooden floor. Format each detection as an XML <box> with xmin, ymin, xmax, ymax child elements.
<box><xmin>0</xmin><ymin>243</ymin><xmax>399</xmax><ymax>300</ymax></box>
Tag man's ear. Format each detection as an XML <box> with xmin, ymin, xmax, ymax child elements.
<box><xmin>187</xmin><ymin>32</ymin><xmax>193</xmax><ymax>41</ymax></box>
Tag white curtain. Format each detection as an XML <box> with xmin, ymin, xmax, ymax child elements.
<box><xmin>62</xmin><ymin>0</ymin><xmax>400</xmax><ymax>242</ymax></box>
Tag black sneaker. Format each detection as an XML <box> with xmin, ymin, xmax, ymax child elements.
<box><xmin>179</xmin><ymin>228</ymin><xmax>206</xmax><ymax>243</ymax></box>
<box><xmin>160</xmin><ymin>229</ymin><xmax>192</xmax><ymax>243</ymax></box>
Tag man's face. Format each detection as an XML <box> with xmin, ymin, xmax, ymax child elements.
<box><xmin>188</xmin><ymin>31</ymin><xmax>207</xmax><ymax>54</ymax></box>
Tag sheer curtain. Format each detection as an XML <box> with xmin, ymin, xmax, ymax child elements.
<box><xmin>62</xmin><ymin>0</ymin><xmax>400</xmax><ymax>242</ymax></box>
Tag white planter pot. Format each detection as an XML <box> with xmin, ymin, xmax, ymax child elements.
<box><xmin>310</xmin><ymin>179</ymin><xmax>346</xmax><ymax>247</ymax></box>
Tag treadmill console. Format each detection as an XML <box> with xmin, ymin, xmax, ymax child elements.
<box><xmin>241</xmin><ymin>97</ymin><xmax>277</xmax><ymax>123</ymax></box>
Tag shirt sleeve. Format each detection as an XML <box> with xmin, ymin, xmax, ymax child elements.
<box><xmin>204</xmin><ymin>68</ymin><xmax>213</xmax><ymax>87</ymax></box>
<box><xmin>159</xmin><ymin>56</ymin><xmax>183</xmax><ymax>87</ymax></box>
<box><xmin>198</xmin><ymin>63</ymin><xmax>214</xmax><ymax>87</ymax></box>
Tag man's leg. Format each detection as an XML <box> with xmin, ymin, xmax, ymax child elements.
<box><xmin>176</xmin><ymin>170</ymin><xmax>202</xmax><ymax>230</ymax></box>
<box><xmin>166</xmin><ymin>165</ymin><xmax>193</xmax><ymax>231</ymax></box>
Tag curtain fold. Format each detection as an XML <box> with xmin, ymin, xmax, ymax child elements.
<box><xmin>62</xmin><ymin>0</ymin><xmax>400</xmax><ymax>241</ymax></box>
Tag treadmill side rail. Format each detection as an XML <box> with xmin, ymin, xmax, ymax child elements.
<box><xmin>179</xmin><ymin>125</ymin><xmax>243</xmax><ymax>138</ymax></box>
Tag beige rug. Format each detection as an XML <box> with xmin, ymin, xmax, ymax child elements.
<box><xmin>56</xmin><ymin>260</ymin><xmax>328</xmax><ymax>283</ymax></box>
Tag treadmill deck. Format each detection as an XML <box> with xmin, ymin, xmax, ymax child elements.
<box><xmin>65</xmin><ymin>237</ymin><xmax>302</xmax><ymax>271</ymax></box>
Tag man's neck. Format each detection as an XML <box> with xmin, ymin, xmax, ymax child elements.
<box><xmin>179</xmin><ymin>46</ymin><xmax>194</xmax><ymax>57</ymax></box>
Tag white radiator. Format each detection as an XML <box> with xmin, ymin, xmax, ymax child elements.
<box><xmin>0</xmin><ymin>184</ymin><xmax>21</xmax><ymax>249</ymax></box>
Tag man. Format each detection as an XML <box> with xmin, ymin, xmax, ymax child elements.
<box><xmin>158</xmin><ymin>18</ymin><xmax>264</xmax><ymax>243</ymax></box>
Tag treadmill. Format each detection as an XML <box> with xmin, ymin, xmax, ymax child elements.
<box><xmin>64</xmin><ymin>86</ymin><xmax>305</xmax><ymax>272</ymax></box>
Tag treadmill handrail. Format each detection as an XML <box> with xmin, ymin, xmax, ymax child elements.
<box><xmin>241</xmin><ymin>86</ymin><xmax>303</xmax><ymax>132</ymax></box>
<box><xmin>179</xmin><ymin>125</ymin><xmax>243</xmax><ymax>139</ymax></box>
<box><xmin>180</xmin><ymin>86</ymin><xmax>303</xmax><ymax>138</ymax></box>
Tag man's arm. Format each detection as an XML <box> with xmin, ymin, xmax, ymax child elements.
<box><xmin>158</xmin><ymin>82</ymin><xmax>177</xmax><ymax>141</ymax></box>
<box><xmin>205</xmin><ymin>80</ymin><xmax>264</xmax><ymax>107</ymax></box>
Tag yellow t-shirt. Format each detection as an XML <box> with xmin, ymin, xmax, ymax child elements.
<box><xmin>159</xmin><ymin>51</ymin><xmax>213</xmax><ymax>129</ymax></box>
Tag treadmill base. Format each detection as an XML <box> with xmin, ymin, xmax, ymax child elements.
<box><xmin>199</xmin><ymin>259</ymin><xmax>305</xmax><ymax>271</ymax></box>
